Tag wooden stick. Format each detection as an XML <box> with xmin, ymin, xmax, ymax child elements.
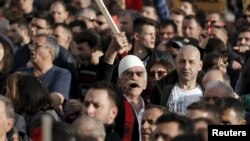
<box><xmin>95</xmin><ymin>0</ymin><xmax>120</xmax><ymax>33</ymax></box>
<box><xmin>42</xmin><ymin>115</ymin><xmax>52</xmax><ymax>141</ymax></box>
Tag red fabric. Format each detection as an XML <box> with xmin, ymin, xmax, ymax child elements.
<box><xmin>32</xmin><ymin>128</ymin><xmax>42</xmax><ymax>141</ymax></box>
<box><xmin>123</xmin><ymin>99</ymin><xmax>135</xmax><ymax>141</ymax></box>
<box><xmin>126</xmin><ymin>0</ymin><xmax>143</xmax><ymax>11</ymax></box>
<box><xmin>112</xmin><ymin>15</ymin><xmax>118</xmax><ymax>26</ymax></box>
<box><xmin>118</xmin><ymin>51</ymin><xmax>128</xmax><ymax>59</ymax></box>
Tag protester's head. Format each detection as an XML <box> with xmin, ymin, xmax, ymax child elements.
<box><xmin>0</xmin><ymin>95</ymin><xmax>15</xmax><ymax>140</ymax></box>
<box><xmin>53</xmin><ymin>23</ymin><xmax>73</xmax><ymax>50</ymax></box>
<box><xmin>141</xmin><ymin>105</ymin><xmax>168</xmax><ymax>141</ymax></box>
<box><xmin>149</xmin><ymin>60</ymin><xmax>174</xmax><ymax>82</ymax></box>
<box><xmin>30</xmin><ymin>11</ymin><xmax>54</xmax><ymax>37</ymax></box>
<box><xmin>133</xmin><ymin>17</ymin><xmax>157</xmax><ymax>49</ymax></box>
<box><xmin>73</xmin><ymin>115</ymin><xmax>105</xmax><ymax>141</ymax></box>
<box><xmin>151</xmin><ymin>113</ymin><xmax>193</xmax><ymax>141</ymax></box>
<box><xmin>118</xmin><ymin>9</ymin><xmax>140</xmax><ymax>34</ymax></box>
<box><xmin>82</xmin><ymin>81</ymin><xmax>118</xmax><ymax>125</ymax></box>
<box><xmin>76</xmin><ymin>7</ymin><xmax>98</xmax><ymax>30</ymax></box>
<box><xmin>182</xmin><ymin>15</ymin><xmax>201</xmax><ymax>39</ymax></box>
<box><xmin>186</xmin><ymin>101</ymin><xmax>220</xmax><ymax>123</ymax></box>
<box><xmin>202</xmin><ymin>69</ymin><xmax>230</xmax><ymax>89</ymax></box>
<box><xmin>180</xmin><ymin>0</ymin><xmax>197</xmax><ymax>16</ymax></box>
<box><xmin>0</xmin><ymin>35</ymin><xmax>14</xmax><ymax>73</ymax></box>
<box><xmin>203</xmin><ymin>80</ymin><xmax>234</xmax><ymax>105</ymax></box>
<box><xmin>159</xmin><ymin>20</ymin><xmax>177</xmax><ymax>42</ymax></box>
<box><xmin>175</xmin><ymin>45</ymin><xmax>202</xmax><ymax>84</ymax></box>
<box><xmin>29</xmin><ymin>34</ymin><xmax>60</xmax><ymax>66</ymax></box>
<box><xmin>50</xmin><ymin>0</ymin><xmax>69</xmax><ymax>24</ymax></box>
<box><xmin>215</xmin><ymin>97</ymin><xmax>246</xmax><ymax>125</ymax></box>
<box><xmin>202</xmin><ymin>53</ymin><xmax>227</xmax><ymax>74</ymax></box>
<box><xmin>140</xmin><ymin>1</ymin><xmax>159</xmax><ymax>22</ymax></box>
<box><xmin>118</xmin><ymin>55</ymin><xmax>147</xmax><ymax>98</ymax></box>
<box><xmin>236</xmin><ymin>27</ymin><xmax>250</xmax><ymax>47</ymax></box>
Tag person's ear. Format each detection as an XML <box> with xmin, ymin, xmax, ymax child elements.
<box><xmin>7</xmin><ymin>118</ymin><xmax>14</xmax><ymax>132</ymax></box>
<box><xmin>133</xmin><ymin>32</ymin><xmax>139</xmax><ymax>41</ymax></box>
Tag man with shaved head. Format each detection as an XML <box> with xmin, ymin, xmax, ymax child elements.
<box><xmin>151</xmin><ymin>45</ymin><xmax>203</xmax><ymax>114</ymax></box>
<box><xmin>202</xmin><ymin>69</ymin><xmax>230</xmax><ymax>89</ymax></box>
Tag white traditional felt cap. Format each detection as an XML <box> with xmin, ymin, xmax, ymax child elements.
<box><xmin>118</xmin><ymin>55</ymin><xmax>145</xmax><ymax>77</ymax></box>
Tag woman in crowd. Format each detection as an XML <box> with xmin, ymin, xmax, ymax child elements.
<box><xmin>0</xmin><ymin>35</ymin><xmax>14</xmax><ymax>94</ymax></box>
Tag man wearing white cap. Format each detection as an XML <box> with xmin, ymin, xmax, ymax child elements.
<box><xmin>115</xmin><ymin>55</ymin><xmax>147</xmax><ymax>141</ymax></box>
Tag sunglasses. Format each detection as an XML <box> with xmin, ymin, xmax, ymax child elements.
<box><xmin>149</xmin><ymin>70</ymin><xmax>167</xmax><ymax>78</ymax></box>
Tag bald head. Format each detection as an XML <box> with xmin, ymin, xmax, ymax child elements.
<box><xmin>176</xmin><ymin>45</ymin><xmax>202</xmax><ymax>83</ymax></box>
<box><xmin>177</xmin><ymin>45</ymin><xmax>201</xmax><ymax>61</ymax></box>
<box><xmin>202</xmin><ymin>70</ymin><xmax>230</xmax><ymax>89</ymax></box>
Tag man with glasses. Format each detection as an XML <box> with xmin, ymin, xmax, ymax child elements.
<box><xmin>18</xmin><ymin>34</ymin><xmax>71</xmax><ymax>112</ymax></box>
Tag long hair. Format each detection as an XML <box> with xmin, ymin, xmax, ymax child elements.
<box><xmin>15</xmin><ymin>75</ymin><xmax>54</xmax><ymax>114</ymax></box>
<box><xmin>0</xmin><ymin>36</ymin><xmax>14</xmax><ymax>73</ymax></box>
<box><xmin>6</xmin><ymin>72</ymin><xmax>26</xmax><ymax>109</ymax></box>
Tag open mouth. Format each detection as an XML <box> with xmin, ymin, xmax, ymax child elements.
<box><xmin>129</xmin><ymin>83</ymin><xmax>139</xmax><ymax>88</ymax></box>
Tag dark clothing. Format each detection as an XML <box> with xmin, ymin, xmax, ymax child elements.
<box><xmin>105</xmin><ymin>124</ymin><xmax>122</xmax><ymax>141</ymax></box>
<box><xmin>11</xmin><ymin>44</ymin><xmax>30</xmax><ymax>72</ymax></box>
<box><xmin>18</xmin><ymin>66</ymin><xmax>71</xmax><ymax>99</ymax></box>
<box><xmin>77</xmin><ymin>64</ymin><xmax>99</xmax><ymax>99</ymax></box>
<box><xmin>0</xmin><ymin>72</ymin><xmax>9</xmax><ymax>94</ymax></box>
<box><xmin>150</xmin><ymin>70</ymin><xmax>203</xmax><ymax>105</ymax></box>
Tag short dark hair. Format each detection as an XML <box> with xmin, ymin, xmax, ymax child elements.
<box><xmin>133</xmin><ymin>17</ymin><xmax>156</xmax><ymax>33</ymax></box>
<box><xmin>89</xmin><ymin>81</ymin><xmax>119</xmax><ymax>107</ymax></box>
<box><xmin>160</xmin><ymin>20</ymin><xmax>177</xmax><ymax>33</ymax></box>
<box><xmin>215</xmin><ymin>97</ymin><xmax>245</xmax><ymax>120</ymax></box>
<box><xmin>145</xmin><ymin>104</ymin><xmax>168</xmax><ymax>114</ymax></box>
<box><xmin>156</xmin><ymin>113</ymin><xmax>194</xmax><ymax>134</ymax></box>
<box><xmin>33</xmin><ymin>10</ymin><xmax>54</xmax><ymax>28</ymax></box>
<box><xmin>74</xmin><ymin>30</ymin><xmax>101</xmax><ymax>50</ymax></box>
<box><xmin>0</xmin><ymin>95</ymin><xmax>14</xmax><ymax>119</ymax></box>
<box><xmin>204</xmin><ymin>37</ymin><xmax>227</xmax><ymax>55</ymax></box>
<box><xmin>184</xmin><ymin>15</ymin><xmax>201</xmax><ymax>27</ymax></box>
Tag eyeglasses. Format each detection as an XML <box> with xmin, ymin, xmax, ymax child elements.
<box><xmin>149</xmin><ymin>70</ymin><xmax>167</xmax><ymax>78</ymax></box>
<box><xmin>243</xmin><ymin>14</ymin><xmax>250</xmax><ymax>19</ymax></box>
<box><xmin>203</xmin><ymin>96</ymin><xmax>221</xmax><ymax>102</ymax></box>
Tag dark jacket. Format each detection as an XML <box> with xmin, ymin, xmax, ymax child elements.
<box><xmin>105</xmin><ymin>124</ymin><xmax>122</xmax><ymax>141</ymax></box>
<box><xmin>150</xmin><ymin>70</ymin><xmax>203</xmax><ymax>106</ymax></box>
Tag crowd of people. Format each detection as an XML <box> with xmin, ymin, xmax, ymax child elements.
<box><xmin>0</xmin><ymin>0</ymin><xmax>249</xmax><ymax>141</ymax></box>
